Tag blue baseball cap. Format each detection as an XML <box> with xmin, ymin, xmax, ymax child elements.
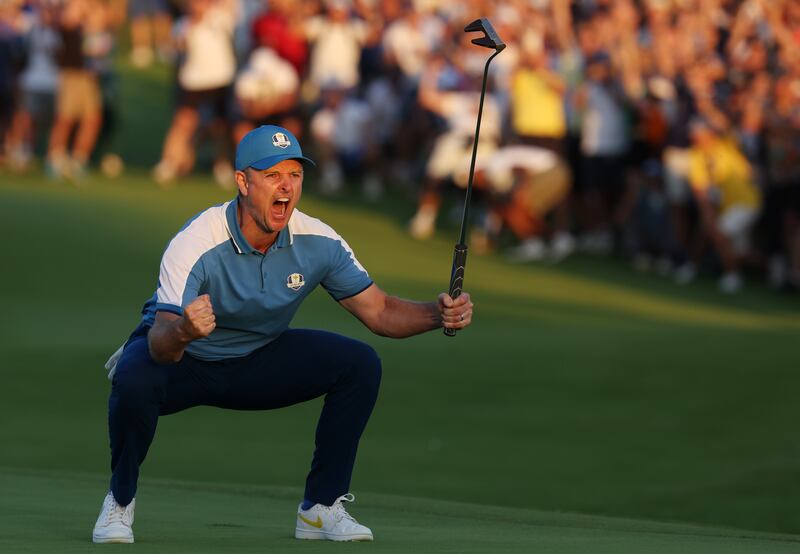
<box><xmin>234</xmin><ymin>125</ymin><xmax>315</xmax><ymax>171</ymax></box>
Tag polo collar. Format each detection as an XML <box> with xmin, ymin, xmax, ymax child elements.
<box><xmin>226</xmin><ymin>197</ymin><xmax>293</xmax><ymax>255</ymax></box>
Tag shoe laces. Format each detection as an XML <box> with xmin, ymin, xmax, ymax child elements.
<box><xmin>104</xmin><ymin>495</ymin><xmax>132</xmax><ymax>526</ymax></box>
<box><xmin>330</xmin><ymin>493</ymin><xmax>357</xmax><ymax>523</ymax></box>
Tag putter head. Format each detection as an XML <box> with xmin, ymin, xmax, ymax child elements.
<box><xmin>464</xmin><ymin>18</ymin><xmax>506</xmax><ymax>53</ymax></box>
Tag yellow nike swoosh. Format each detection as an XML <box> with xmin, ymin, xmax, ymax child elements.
<box><xmin>298</xmin><ymin>514</ymin><xmax>323</xmax><ymax>529</ymax></box>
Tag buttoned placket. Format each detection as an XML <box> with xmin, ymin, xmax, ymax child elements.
<box><xmin>258</xmin><ymin>251</ymin><xmax>266</xmax><ymax>291</ymax></box>
<box><xmin>258</xmin><ymin>241</ymin><xmax>282</xmax><ymax>292</ymax></box>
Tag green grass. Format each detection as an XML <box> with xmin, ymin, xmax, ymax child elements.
<box><xmin>1</xmin><ymin>173</ymin><xmax>799</xmax><ymax>552</ymax></box>
<box><xmin>3</xmin><ymin>468</ymin><xmax>800</xmax><ymax>553</ymax></box>
<box><xmin>1</xmin><ymin>59</ymin><xmax>800</xmax><ymax>551</ymax></box>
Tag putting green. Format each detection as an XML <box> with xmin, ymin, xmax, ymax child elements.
<box><xmin>2</xmin><ymin>173</ymin><xmax>800</xmax><ymax>550</ymax></box>
<box><xmin>2</xmin><ymin>468</ymin><xmax>799</xmax><ymax>553</ymax></box>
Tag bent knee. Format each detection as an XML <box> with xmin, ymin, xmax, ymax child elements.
<box><xmin>347</xmin><ymin>341</ymin><xmax>382</xmax><ymax>389</ymax></box>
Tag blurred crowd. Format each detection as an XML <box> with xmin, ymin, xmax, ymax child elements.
<box><xmin>1</xmin><ymin>0</ymin><xmax>799</xmax><ymax>293</ymax></box>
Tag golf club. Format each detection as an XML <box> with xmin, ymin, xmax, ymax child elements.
<box><xmin>444</xmin><ymin>17</ymin><xmax>505</xmax><ymax>337</ymax></box>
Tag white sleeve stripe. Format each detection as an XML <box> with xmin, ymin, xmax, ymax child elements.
<box><xmin>289</xmin><ymin>210</ymin><xmax>367</xmax><ymax>273</ymax></box>
<box><xmin>156</xmin><ymin>202</ymin><xmax>233</xmax><ymax>308</ymax></box>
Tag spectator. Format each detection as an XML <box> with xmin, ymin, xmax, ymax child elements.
<box><xmin>304</xmin><ymin>0</ymin><xmax>369</xmax><ymax>100</ymax></box>
<box><xmin>0</xmin><ymin>0</ymin><xmax>25</xmax><ymax>161</ymax></box>
<box><xmin>763</xmin><ymin>74</ymin><xmax>800</xmax><ymax>290</ymax></box>
<box><xmin>510</xmin><ymin>29</ymin><xmax>567</xmax><ymax>155</ymax></box>
<box><xmin>46</xmin><ymin>0</ymin><xmax>109</xmax><ymax>181</ymax></box>
<box><xmin>152</xmin><ymin>0</ymin><xmax>238</xmax><ymax>187</ymax></box>
<box><xmin>250</xmin><ymin>0</ymin><xmax>308</xmax><ymax>76</ymax></box>
<box><xmin>478</xmin><ymin>145</ymin><xmax>574</xmax><ymax>262</ymax></box>
<box><xmin>381</xmin><ymin>2</ymin><xmax>442</xmax><ymax>87</ymax></box>
<box><xmin>408</xmin><ymin>55</ymin><xmax>501</xmax><ymax>240</ymax></box>
<box><xmin>309</xmin><ymin>82</ymin><xmax>373</xmax><ymax>196</ymax></box>
<box><xmin>5</xmin><ymin>0</ymin><xmax>799</xmax><ymax>295</ymax></box>
<box><xmin>685</xmin><ymin>118</ymin><xmax>762</xmax><ymax>293</ymax></box>
<box><xmin>6</xmin><ymin>0</ymin><xmax>60</xmax><ymax>172</ymax></box>
<box><xmin>574</xmin><ymin>50</ymin><xmax>631</xmax><ymax>254</ymax></box>
<box><xmin>233</xmin><ymin>46</ymin><xmax>301</xmax><ymax>142</ymax></box>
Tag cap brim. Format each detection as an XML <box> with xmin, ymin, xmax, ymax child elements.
<box><xmin>246</xmin><ymin>154</ymin><xmax>316</xmax><ymax>171</ymax></box>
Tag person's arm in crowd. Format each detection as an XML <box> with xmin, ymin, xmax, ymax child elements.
<box><xmin>338</xmin><ymin>284</ymin><xmax>473</xmax><ymax>338</ymax></box>
<box><xmin>740</xmin><ymin>75</ymin><xmax>770</xmax><ymax>136</ymax></box>
<box><xmin>417</xmin><ymin>58</ymin><xmax>447</xmax><ymax>115</ymax></box>
<box><xmin>573</xmin><ymin>81</ymin><xmax>588</xmax><ymax>111</ymax></box>
<box><xmin>728</xmin><ymin>1</ymin><xmax>761</xmax><ymax>57</ymax></box>
<box><xmin>536</xmin><ymin>57</ymin><xmax>567</xmax><ymax>94</ymax></box>
<box><xmin>353</xmin><ymin>2</ymin><xmax>382</xmax><ymax>46</ymax></box>
<box><xmin>762</xmin><ymin>1</ymin><xmax>795</xmax><ymax>59</ymax></box>
<box><xmin>551</xmin><ymin>0</ymin><xmax>574</xmax><ymax>51</ymax></box>
<box><xmin>696</xmin><ymin>97</ymin><xmax>731</xmax><ymax>135</ymax></box>
<box><xmin>617</xmin><ymin>37</ymin><xmax>644</xmax><ymax>100</ymax></box>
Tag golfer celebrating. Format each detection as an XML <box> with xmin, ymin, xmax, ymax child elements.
<box><xmin>92</xmin><ymin>125</ymin><xmax>473</xmax><ymax>544</ymax></box>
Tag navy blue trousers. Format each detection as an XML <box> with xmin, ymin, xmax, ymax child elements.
<box><xmin>108</xmin><ymin>326</ymin><xmax>382</xmax><ymax>506</ymax></box>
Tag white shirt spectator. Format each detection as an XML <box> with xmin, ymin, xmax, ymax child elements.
<box><xmin>177</xmin><ymin>5</ymin><xmax>237</xmax><ymax>91</ymax></box>
<box><xmin>437</xmin><ymin>92</ymin><xmax>501</xmax><ymax>139</ymax></box>
<box><xmin>581</xmin><ymin>82</ymin><xmax>629</xmax><ymax>156</ymax></box>
<box><xmin>483</xmin><ymin>145</ymin><xmax>559</xmax><ymax>193</ymax></box>
<box><xmin>382</xmin><ymin>16</ymin><xmax>442</xmax><ymax>81</ymax></box>
<box><xmin>306</xmin><ymin>16</ymin><xmax>367</xmax><ymax>90</ymax></box>
<box><xmin>235</xmin><ymin>47</ymin><xmax>298</xmax><ymax>103</ymax></box>
<box><xmin>19</xmin><ymin>19</ymin><xmax>60</xmax><ymax>94</ymax></box>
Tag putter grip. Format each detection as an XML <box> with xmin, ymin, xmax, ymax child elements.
<box><xmin>444</xmin><ymin>244</ymin><xmax>468</xmax><ymax>337</ymax></box>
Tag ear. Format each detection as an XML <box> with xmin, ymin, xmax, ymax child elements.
<box><xmin>235</xmin><ymin>170</ymin><xmax>249</xmax><ymax>197</ymax></box>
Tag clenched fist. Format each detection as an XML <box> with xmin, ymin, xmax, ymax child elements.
<box><xmin>180</xmin><ymin>294</ymin><xmax>216</xmax><ymax>340</ymax></box>
<box><xmin>438</xmin><ymin>292</ymin><xmax>473</xmax><ymax>330</ymax></box>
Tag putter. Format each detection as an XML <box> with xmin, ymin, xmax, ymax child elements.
<box><xmin>444</xmin><ymin>18</ymin><xmax>505</xmax><ymax>337</ymax></box>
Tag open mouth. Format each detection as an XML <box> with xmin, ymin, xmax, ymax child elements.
<box><xmin>272</xmin><ymin>197</ymin><xmax>290</xmax><ymax>218</ymax></box>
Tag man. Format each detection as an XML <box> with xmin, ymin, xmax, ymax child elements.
<box><xmin>92</xmin><ymin>125</ymin><xmax>473</xmax><ymax>544</ymax></box>
<box><xmin>471</xmin><ymin>145</ymin><xmax>574</xmax><ymax>263</ymax></box>
<box><xmin>684</xmin><ymin>118</ymin><xmax>761</xmax><ymax>293</ymax></box>
<box><xmin>408</xmin><ymin>55</ymin><xmax>501</xmax><ymax>240</ymax></box>
<box><xmin>151</xmin><ymin>0</ymin><xmax>238</xmax><ymax>186</ymax></box>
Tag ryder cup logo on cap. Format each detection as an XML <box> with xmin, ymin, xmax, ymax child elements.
<box><xmin>272</xmin><ymin>132</ymin><xmax>291</xmax><ymax>149</ymax></box>
<box><xmin>235</xmin><ymin>125</ymin><xmax>316</xmax><ymax>171</ymax></box>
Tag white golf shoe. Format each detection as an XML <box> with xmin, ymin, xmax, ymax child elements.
<box><xmin>92</xmin><ymin>492</ymin><xmax>135</xmax><ymax>544</ymax></box>
<box><xmin>295</xmin><ymin>493</ymin><xmax>373</xmax><ymax>541</ymax></box>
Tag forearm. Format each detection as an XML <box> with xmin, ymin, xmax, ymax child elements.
<box><xmin>340</xmin><ymin>285</ymin><xmax>471</xmax><ymax>337</ymax></box>
<box><xmin>147</xmin><ymin>318</ymin><xmax>194</xmax><ymax>364</ymax></box>
<box><xmin>370</xmin><ymin>296</ymin><xmax>442</xmax><ymax>338</ymax></box>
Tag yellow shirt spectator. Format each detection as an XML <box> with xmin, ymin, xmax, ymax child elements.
<box><xmin>511</xmin><ymin>69</ymin><xmax>566</xmax><ymax>139</ymax></box>
<box><xmin>688</xmin><ymin>137</ymin><xmax>761</xmax><ymax>212</ymax></box>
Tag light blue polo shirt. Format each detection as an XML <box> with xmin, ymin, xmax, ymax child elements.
<box><xmin>140</xmin><ymin>198</ymin><xmax>373</xmax><ymax>361</ymax></box>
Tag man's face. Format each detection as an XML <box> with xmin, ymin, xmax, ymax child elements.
<box><xmin>236</xmin><ymin>159</ymin><xmax>304</xmax><ymax>235</ymax></box>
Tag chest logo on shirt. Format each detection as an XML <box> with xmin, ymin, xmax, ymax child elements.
<box><xmin>272</xmin><ymin>132</ymin><xmax>291</xmax><ymax>149</ymax></box>
<box><xmin>286</xmin><ymin>272</ymin><xmax>305</xmax><ymax>291</ymax></box>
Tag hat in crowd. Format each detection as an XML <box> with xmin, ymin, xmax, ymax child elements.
<box><xmin>235</xmin><ymin>125</ymin><xmax>316</xmax><ymax>171</ymax></box>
